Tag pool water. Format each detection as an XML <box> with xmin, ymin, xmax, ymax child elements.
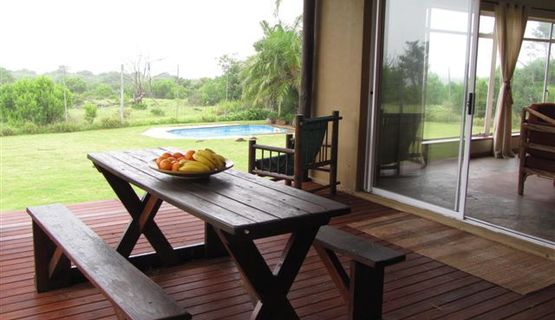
<box><xmin>167</xmin><ymin>125</ymin><xmax>287</xmax><ymax>139</ymax></box>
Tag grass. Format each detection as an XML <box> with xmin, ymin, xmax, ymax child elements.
<box><xmin>1</xmin><ymin>123</ymin><xmax>285</xmax><ymax>211</ymax></box>
<box><xmin>1</xmin><ymin>119</ymin><xmax>476</xmax><ymax>212</ymax></box>
<box><xmin>69</xmin><ymin>98</ymin><xmax>218</xmax><ymax>126</ymax></box>
<box><xmin>423</xmin><ymin>121</ymin><xmax>486</xmax><ymax>140</ymax></box>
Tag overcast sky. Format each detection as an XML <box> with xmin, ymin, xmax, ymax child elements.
<box><xmin>0</xmin><ymin>0</ymin><xmax>302</xmax><ymax>78</ymax></box>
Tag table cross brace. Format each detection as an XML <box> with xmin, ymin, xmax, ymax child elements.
<box><xmin>216</xmin><ymin>226</ymin><xmax>319</xmax><ymax>320</ymax></box>
<box><xmin>98</xmin><ymin>167</ymin><xmax>179</xmax><ymax>265</ymax></box>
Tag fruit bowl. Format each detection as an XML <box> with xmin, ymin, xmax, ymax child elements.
<box><xmin>149</xmin><ymin>159</ymin><xmax>234</xmax><ymax>179</ymax></box>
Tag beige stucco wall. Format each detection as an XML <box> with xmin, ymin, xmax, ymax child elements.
<box><xmin>312</xmin><ymin>0</ymin><xmax>365</xmax><ymax>193</ymax></box>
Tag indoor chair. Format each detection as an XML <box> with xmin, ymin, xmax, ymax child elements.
<box><xmin>518</xmin><ymin>103</ymin><xmax>555</xmax><ymax>195</ymax></box>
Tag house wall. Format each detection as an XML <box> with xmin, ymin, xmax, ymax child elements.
<box><xmin>312</xmin><ymin>0</ymin><xmax>366</xmax><ymax>193</ymax></box>
<box><xmin>311</xmin><ymin>0</ymin><xmax>555</xmax><ymax>193</ymax></box>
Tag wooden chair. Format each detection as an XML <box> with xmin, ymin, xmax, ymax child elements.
<box><xmin>377</xmin><ymin>112</ymin><xmax>425</xmax><ymax>176</ymax></box>
<box><xmin>248</xmin><ymin>111</ymin><xmax>340</xmax><ymax>195</ymax></box>
<box><xmin>518</xmin><ymin>103</ymin><xmax>555</xmax><ymax>195</ymax></box>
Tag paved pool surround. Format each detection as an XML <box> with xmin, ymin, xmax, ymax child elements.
<box><xmin>143</xmin><ymin>124</ymin><xmax>288</xmax><ymax>140</ymax></box>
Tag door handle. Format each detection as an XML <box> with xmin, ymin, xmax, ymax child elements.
<box><xmin>467</xmin><ymin>92</ymin><xmax>475</xmax><ymax>115</ymax></box>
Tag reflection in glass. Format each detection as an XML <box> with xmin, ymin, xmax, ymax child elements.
<box><xmin>550</xmin><ymin>44</ymin><xmax>555</xmax><ymax>103</ymax></box>
<box><xmin>374</xmin><ymin>0</ymin><xmax>471</xmax><ymax>210</ymax></box>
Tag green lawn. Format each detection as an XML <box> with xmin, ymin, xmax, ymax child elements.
<box><xmin>69</xmin><ymin>98</ymin><xmax>217</xmax><ymax>126</ymax></box>
<box><xmin>423</xmin><ymin>121</ymin><xmax>485</xmax><ymax>140</ymax></box>
<box><xmin>1</xmin><ymin>119</ymin><xmax>473</xmax><ymax>212</ymax></box>
<box><xmin>1</xmin><ymin>123</ymin><xmax>285</xmax><ymax>211</ymax></box>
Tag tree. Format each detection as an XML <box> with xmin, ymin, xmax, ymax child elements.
<box><xmin>0</xmin><ymin>67</ymin><xmax>15</xmax><ymax>85</ymax></box>
<box><xmin>198</xmin><ymin>77</ymin><xmax>226</xmax><ymax>105</ymax></box>
<box><xmin>0</xmin><ymin>77</ymin><xmax>71</xmax><ymax>125</ymax></box>
<box><xmin>242</xmin><ymin>19</ymin><xmax>301</xmax><ymax>116</ymax></box>
<box><xmin>65</xmin><ymin>76</ymin><xmax>87</xmax><ymax>94</ymax></box>
<box><xmin>92</xmin><ymin>83</ymin><xmax>114</xmax><ymax>98</ymax></box>
<box><xmin>151</xmin><ymin>79</ymin><xmax>177</xmax><ymax>99</ymax></box>
<box><xmin>128</xmin><ymin>55</ymin><xmax>155</xmax><ymax>104</ymax></box>
<box><xmin>218</xmin><ymin>54</ymin><xmax>243</xmax><ymax>101</ymax></box>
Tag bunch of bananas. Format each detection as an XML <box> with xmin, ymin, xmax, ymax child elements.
<box><xmin>178</xmin><ymin>149</ymin><xmax>227</xmax><ymax>174</ymax></box>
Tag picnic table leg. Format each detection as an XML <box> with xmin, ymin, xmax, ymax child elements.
<box><xmin>215</xmin><ymin>226</ymin><xmax>320</xmax><ymax>320</ymax></box>
<box><xmin>97</xmin><ymin>166</ymin><xmax>179</xmax><ymax>265</ymax></box>
<box><xmin>204</xmin><ymin>224</ymin><xmax>228</xmax><ymax>258</ymax></box>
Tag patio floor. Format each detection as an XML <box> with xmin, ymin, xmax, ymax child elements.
<box><xmin>1</xmin><ymin>189</ymin><xmax>554</xmax><ymax>319</ymax></box>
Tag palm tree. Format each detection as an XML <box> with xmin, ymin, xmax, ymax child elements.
<box><xmin>241</xmin><ymin>16</ymin><xmax>301</xmax><ymax>117</ymax></box>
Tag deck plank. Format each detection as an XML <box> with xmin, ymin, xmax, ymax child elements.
<box><xmin>1</xmin><ymin>188</ymin><xmax>554</xmax><ymax>319</ymax></box>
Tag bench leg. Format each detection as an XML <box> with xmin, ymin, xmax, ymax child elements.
<box><xmin>349</xmin><ymin>262</ymin><xmax>385</xmax><ymax>320</ymax></box>
<box><xmin>32</xmin><ymin>222</ymin><xmax>72</xmax><ymax>292</ymax></box>
<box><xmin>313</xmin><ymin>245</ymin><xmax>350</xmax><ymax>302</ymax></box>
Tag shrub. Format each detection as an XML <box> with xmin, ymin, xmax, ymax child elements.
<box><xmin>131</xmin><ymin>102</ymin><xmax>147</xmax><ymax>110</ymax></box>
<box><xmin>0</xmin><ymin>77</ymin><xmax>71</xmax><ymax>125</ymax></box>
<box><xmin>83</xmin><ymin>102</ymin><xmax>97</xmax><ymax>124</ymax></box>
<box><xmin>92</xmin><ymin>83</ymin><xmax>114</xmax><ymax>99</ymax></box>
<box><xmin>282</xmin><ymin>112</ymin><xmax>295</xmax><ymax>124</ymax></box>
<box><xmin>201</xmin><ymin>114</ymin><xmax>217</xmax><ymax>122</ymax></box>
<box><xmin>20</xmin><ymin>121</ymin><xmax>41</xmax><ymax>134</ymax></box>
<box><xmin>150</xmin><ymin>107</ymin><xmax>165</xmax><ymax>116</ymax></box>
<box><xmin>425</xmin><ymin>104</ymin><xmax>461</xmax><ymax>123</ymax></box>
<box><xmin>48</xmin><ymin>122</ymin><xmax>80</xmax><ymax>133</ymax></box>
<box><xmin>214</xmin><ymin>101</ymin><xmax>270</xmax><ymax>121</ymax></box>
<box><xmin>100</xmin><ymin>117</ymin><xmax>124</xmax><ymax>129</ymax></box>
<box><xmin>151</xmin><ymin>79</ymin><xmax>177</xmax><ymax>99</ymax></box>
<box><xmin>267</xmin><ymin>111</ymin><xmax>278</xmax><ymax>120</ymax></box>
<box><xmin>0</xmin><ymin>124</ymin><xmax>16</xmax><ymax>136</ymax></box>
<box><xmin>65</xmin><ymin>77</ymin><xmax>87</xmax><ymax>94</ymax></box>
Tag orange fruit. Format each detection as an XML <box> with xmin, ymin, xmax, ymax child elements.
<box><xmin>184</xmin><ymin>150</ymin><xmax>195</xmax><ymax>160</ymax></box>
<box><xmin>171</xmin><ymin>161</ymin><xmax>180</xmax><ymax>171</ymax></box>
<box><xmin>173</xmin><ymin>152</ymin><xmax>184</xmax><ymax>159</ymax></box>
<box><xmin>160</xmin><ymin>152</ymin><xmax>172</xmax><ymax>159</ymax></box>
<box><xmin>159</xmin><ymin>159</ymin><xmax>173</xmax><ymax>170</ymax></box>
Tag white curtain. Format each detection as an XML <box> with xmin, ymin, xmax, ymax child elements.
<box><xmin>493</xmin><ymin>2</ymin><xmax>528</xmax><ymax>158</ymax></box>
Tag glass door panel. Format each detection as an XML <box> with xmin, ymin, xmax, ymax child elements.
<box><xmin>372</xmin><ymin>0</ymin><xmax>476</xmax><ymax>211</ymax></box>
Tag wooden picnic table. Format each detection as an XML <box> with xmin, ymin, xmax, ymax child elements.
<box><xmin>88</xmin><ymin>148</ymin><xmax>351</xmax><ymax>320</ymax></box>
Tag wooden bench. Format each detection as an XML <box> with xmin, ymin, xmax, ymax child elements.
<box><xmin>27</xmin><ymin>204</ymin><xmax>191</xmax><ymax>320</ymax></box>
<box><xmin>313</xmin><ymin>226</ymin><xmax>406</xmax><ymax>320</ymax></box>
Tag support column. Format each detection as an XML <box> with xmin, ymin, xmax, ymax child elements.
<box><xmin>300</xmin><ymin>0</ymin><xmax>317</xmax><ymax>118</ymax></box>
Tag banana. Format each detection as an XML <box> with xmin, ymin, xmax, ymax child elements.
<box><xmin>193</xmin><ymin>152</ymin><xmax>216</xmax><ymax>170</ymax></box>
<box><xmin>179</xmin><ymin>161</ymin><xmax>211</xmax><ymax>173</ymax></box>
<box><xmin>212</xmin><ymin>154</ymin><xmax>226</xmax><ymax>169</ymax></box>
<box><xmin>204</xmin><ymin>148</ymin><xmax>216</xmax><ymax>154</ymax></box>
<box><xmin>197</xmin><ymin>149</ymin><xmax>226</xmax><ymax>169</ymax></box>
<box><xmin>195</xmin><ymin>149</ymin><xmax>216</xmax><ymax>162</ymax></box>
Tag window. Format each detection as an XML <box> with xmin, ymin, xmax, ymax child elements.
<box><xmin>477</xmin><ymin>16</ymin><xmax>555</xmax><ymax>135</ymax></box>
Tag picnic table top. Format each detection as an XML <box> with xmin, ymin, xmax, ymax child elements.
<box><xmin>88</xmin><ymin>148</ymin><xmax>350</xmax><ymax>238</ymax></box>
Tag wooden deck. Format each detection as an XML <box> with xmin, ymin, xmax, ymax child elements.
<box><xmin>1</xmin><ymin>191</ymin><xmax>554</xmax><ymax>319</ymax></box>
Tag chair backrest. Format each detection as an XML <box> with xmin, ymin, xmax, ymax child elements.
<box><xmin>524</xmin><ymin>103</ymin><xmax>555</xmax><ymax>161</ymax></box>
<box><xmin>295</xmin><ymin>111</ymin><xmax>340</xmax><ymax>170</ymax></box>
<box><xmin>377</xmin><ymin>111</ymin><xmax>424</xmax><ymax>166</ymax></box>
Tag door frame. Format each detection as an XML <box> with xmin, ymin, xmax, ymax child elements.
<box><xmin>364</xmin><ymin>0</ymin><xmax>481</xmax><ymax>220</ymax></box>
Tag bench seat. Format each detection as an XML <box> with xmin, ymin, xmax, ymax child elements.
<box><xmin>27</xmin><ymin>204</ymin><xmax>191</xmax><ymax>320</ymax></box>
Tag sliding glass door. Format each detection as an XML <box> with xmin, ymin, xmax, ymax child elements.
<box><xmin>368</xmin><ymin>0</ymin><xmax>479</xmax><ymax>216</ymax></box>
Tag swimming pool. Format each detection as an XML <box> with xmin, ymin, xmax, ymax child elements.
<box><xmin>143</xmin><ymin>124</ymin><xmax>287</xmax><ymax>139</ymax></box>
